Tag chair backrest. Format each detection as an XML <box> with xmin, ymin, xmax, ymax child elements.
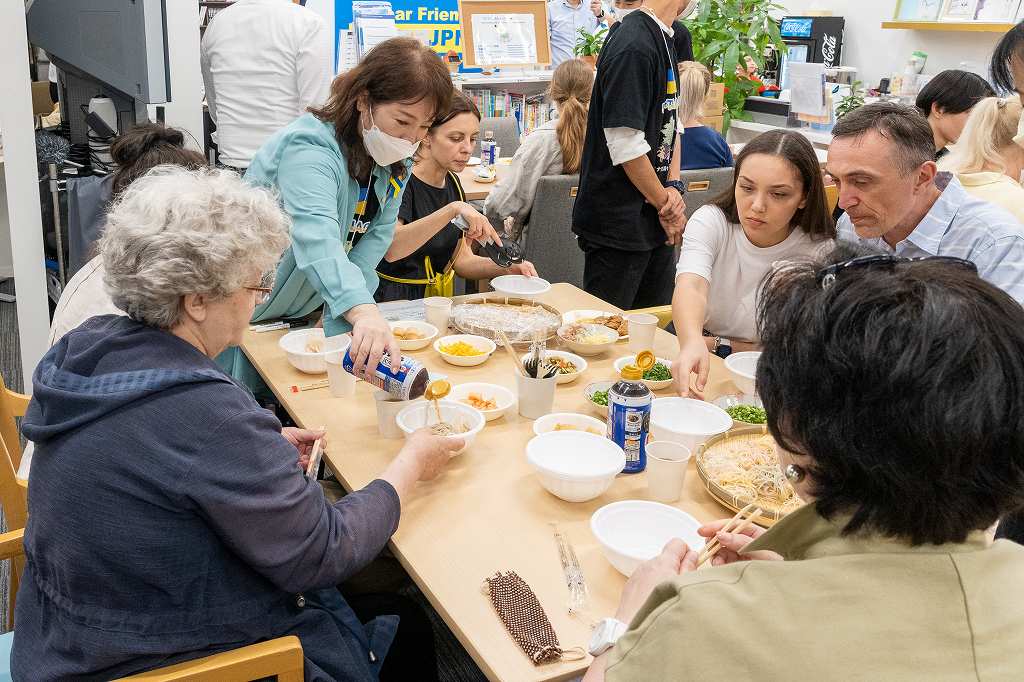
<box><xmin>0</xmin><ymin>373</ymin><xmax>29</xmax><ymax>475</ymax></box>
<box><xmin>522</xmin><ymin>175</ymin><xmax>583</xmax><ymax>289</ymax></box>
<box><xmin>826</xmin><ymin>183</ymin><xmax>839</xmax><ymax>214</ymax></box>
<box><xmin>679</xmin><ymin>166</ymin><xmax>734</xmax><ymax>218</ymax></box>
<box><xmin>476</xmin><ymin>117</ymin><xmax>521</xmax><ymax>159</ymax></box>
<box><xmin>0</xmin><ymin>439</ymin><xmax>27</xmax><ymax>631</ymax></box>
<box><xmin>66</xmin><ymin>174</ymin><xmax>114</xmax><ymax>278</ymax></box>
<box><xmin>116</xmin><ymin>636</ymin><xmax>305</xmax><ymax>682</ymax></box>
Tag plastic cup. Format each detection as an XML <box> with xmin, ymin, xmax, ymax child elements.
<box><xmin>424</xmin><ymin>297</ymin><xmax>453</xmax><ymax>332</ymax></box>
<box><xmin>326</xmin><ymin>351</ymin><xmax>356</xmax><ymax>397</ymax></box>
<box><xmin>645</xmin><ymin>441</ymin><xmax>692</xmax><ymax>503</ymax></box>
<box><xmin>627</xmin><ymin>313</ymin><xmax>658</xmax><ymax>354</ymax></box>
<box><xmin>515</xmin><ymin>373</ymin><xmax>558</xmax><ymax>419</ymax></box>
<box><xmin>375</xmin><ymin>390</ymin><xmax>414</xmax><ymax>438</ymax></box>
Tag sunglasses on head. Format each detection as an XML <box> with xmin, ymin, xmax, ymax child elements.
<box><xmin>815</xmin><ymin>254</ymin><xmax>978</xmax><ymax>289</ymax></box>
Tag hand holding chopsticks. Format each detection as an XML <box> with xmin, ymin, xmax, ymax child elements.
<box><xmin>696</xmin><ymin>503</ymin><xmax>766</xmax><ymax>568</ymax></box>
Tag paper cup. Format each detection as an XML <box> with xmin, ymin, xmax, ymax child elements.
<box><xmin>326</xmin><ymin>351</ymin><xmax>356</xmax><ymax>397</ymax></box>
<box><xmin>645</xmin><ymin>441</ymin><xmax>692</xmax><ymax>503</ymax></box>
<box><xmin>515</xmin><ymin>373</ymin><xmax>558</xmax><ymax>420</ymax></box>
<box><xmin>424</xmin><ymin>297</ymin><xmax>453</xmax><ymax>332</ymax></box>
<box><xmin>375</xmin><ymin>390</ymin><xmax>414</xmax><ymax>438</ymax></box>
<box><xmin>627</xmin><ymin>313</ymin><xmax>658</xmax><ymax>354</ymax></box>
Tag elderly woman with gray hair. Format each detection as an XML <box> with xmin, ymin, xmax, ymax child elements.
<box><xmin>13</xmin><ymin>166</ymin><xmax>461</xmax><ymax>681</ymax></box>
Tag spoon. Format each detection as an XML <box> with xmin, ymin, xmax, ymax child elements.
<box><xmin>424</xmin><ymin>379</ymin><xmax>451</xmax><ymax>427</ymax></box>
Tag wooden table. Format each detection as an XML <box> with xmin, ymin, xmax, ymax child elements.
<box><xmin>457</xmin><ymin>161</ymin><xmax>509</xmax><ymax>201</ymax></box>
<box><xmin>240</xmin><ymin>284</ymin><xmax>738</xmax><ymax>682</ymax></box>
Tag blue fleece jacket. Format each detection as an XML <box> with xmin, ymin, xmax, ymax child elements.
<box><xmin>13</xmin><ymin>315</ymin><xmax>400</xmax><ymax>681</ymax></box>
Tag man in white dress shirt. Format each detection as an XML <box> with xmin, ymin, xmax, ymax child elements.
<box><xmin>201</xmin><ymin>0</ymin><xmax>333</xmax><ymax>170</ymax></box>
<box><xmin>548</xmin><ymin>0</ymin><xmax>606</xmax><ymax>67</ymax></box>
<box><xmin>827</xmin><ymin>101</ymin><xmax>1024</xmax><ymax>304</ymax></box>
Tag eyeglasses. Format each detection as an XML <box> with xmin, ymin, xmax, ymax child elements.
<box><xmin>815</xmin><ymin>254</ymin><xmax>978</xmax><ymax>289</ymax></box>
<box><xmin>244</xmin><ymin>272</ymin><xmax>275</xmax><ymax>305</ymax></box>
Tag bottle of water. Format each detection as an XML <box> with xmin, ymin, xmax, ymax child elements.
<box><xmin>480</xmin><ymin>131</ymin><xmax>496</xmax><ymax>171</ymax></box>
<box><xmin>607</xmin><ymin>351</ymin><xmax>653</xmax><ymax>474</ymax></box>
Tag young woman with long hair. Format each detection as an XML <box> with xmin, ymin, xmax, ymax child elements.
<box><xmin>484</xmin><ymin>58</ymin><xmax>594</xmax><ymax>239</ymax></box>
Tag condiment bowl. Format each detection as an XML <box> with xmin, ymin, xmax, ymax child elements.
<box><xmin>389</xmin><ymin>320</ymin><xmax>438</xmax><ymax>351</ymax></box>
<box><xmin>583</xmin><ymin>380</ymin><xmax>614</xmax><ymax>418</ymax></box>
<box><xmin>519</xmin><ymin>350</ymin><xmax>588</xmax><ymax>385</ymax></box>
<box><xmin>591</xmin><ymin>500</ymin><xmax>705</xmax><ymax>576</ymax></box>
<box><xmin>532</xmin><ymin>412</ymin><xmax>607</xmax><ymax>437</ymax></box>
<box><xmin>526</xmin><ymin>431</ymin><xmax>625</xmax><ymax>502</ymax></box>
<box><xmin>449</xmin><ymin>382</ymin><xmax>515</xmax><ymax>422</ymax></box>
<box><xmin>278</xmin><ymin>328</ymin><xmax>351</xmax><ymax>374</ymax></box>
<box><xmin>434</xmin><ymin>334</ymin><xmax>496</xmax><ymax>367</ymax></box>
<box><xmin>613</xmin><ymin>355</ymin><xmax>675</xmax><ymax>391</ymax></box>
<box><xmin>557</xmin><ymin>323</ymin><xmax>618</xmax><ymax>356</ymax></box>
<box><xmin>395</xmin><ymin>400</ymin><xmax>486</xmax><ymax>454</ymax></box>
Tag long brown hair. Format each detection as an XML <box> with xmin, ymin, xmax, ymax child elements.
<box><xmin>310</xmin><ymin>37</ymin><xmax>453</xmax><ymax>180</ymax></box>
<box><xmin>713</xmin><ymin>130</ymin><xmax>835</xmax><ymax>240</ymax></box>
<box><xmin>550</xmin><ymin>59</ymin><xmax>593</xmax><ymax>174</ymax></box>
<box><xmin>110</xmin><ymin>124</ymin><xmax>207</xmax><ymax>200</ymax></box>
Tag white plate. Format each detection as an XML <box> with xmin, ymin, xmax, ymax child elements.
<box><xmin>449</xmin><ymin>382</ymin><xmax>515</xmax><ymax>422</ymax></box>
<box><xmin>389</xmin><ymin>320</ymin><xmax>438</xmax><ymax>351</ymax></box>
<box><xmin>466</xmin><ymin>156</ymin><xmax>481</xmax><ymax>166</ymax></box>
<box><xmin>562</xmin><ymin>309</ymin><xmax>629</xmax><ymax>341</ymax></box>
<box><xmin>434</xmin><ymin>334</ymin><xmax>496</xmax><ymax>367</ymax></box>
<box><xmin>591</xmin><ymin>501</ymin><xmax>705</xmax><ymax>576</ymax></box>
<box><xmin>490</xmin><ymin>275</ymin><xmax>551</xmax><ymax>298</ymax></box>
<box><xmin>613</xmin><ymin>355</ymin><xmax>674</xmax><ymax>391</ymax></box>
<box><xmin>519</xmin><ymin>350</ymin><xmax>587</xmax><ymax>385</ymax></box>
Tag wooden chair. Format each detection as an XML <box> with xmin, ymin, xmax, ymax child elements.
<box><xmin>0</xmin><ymin>373</ymin><xmax>29</xmax><ymax>475</ymax></box>
<box><xmin>116</xmin><ymin>636</ymin><xmax>305</xmax><ymax>682</ymax></box>
<box><xmin>826</xmin><ymin>183</ymin><xmax>839</xmax><ymax>215</ymax></box>
<box><xmin>0</xmin><ymin>439</ymin><xmax>27</xmax><ymax>633</ymax></box>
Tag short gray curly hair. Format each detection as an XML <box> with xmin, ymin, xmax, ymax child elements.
<box><xmin>100</xmin><ymin>166</ymin><xmax>290</xmax><ymax>329</ymax></box>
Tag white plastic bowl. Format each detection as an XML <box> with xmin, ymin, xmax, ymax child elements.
<box><xmin>725</xmin><ymin>351</ymin><xmax>761</xmax><ymax>395</ymax></box>
<box><xmin>449</xmin><ymin>382</ymin><xmax>515</xmax><ymax>422</ymax></box>
<box><xmin>526</xmin><ymin>431</ymin><xmax>625</xmax><ymax>502</ymax></box>
<box><xmin>558</xmin><ymin>323</ymin><xmax>618</xmax><ymax>356</ymax></box>
<box><xmin>519</xmin><ymin>350</ymin><xmax>588</xmax><ymax>385</ymax></box>
<box><xmin>533</xmin><ymin>412</ymin><xmax>607</xmax><ymax>437</ymax></box>
<box><xmin>490</xmin><ymin>274</ymin><xmax>551</xmax><ymax>298</ymax></box>
<box><xmin>613</xmin><ymin>355</ymin><xmax>675</xmax><ymax>391</ymax></box>
<box><xmin>712</xmin><ymin>393</ymin><xmax>766</xmax><ymax>427</ymax></box>
<box><xmin>650</xmin><ymin>397</ymin><xmax>733</xmax><ymax>451</ymax></box>
<box><xmin>434</xmin><ymin>334</ymin><xmax>497</xmax><ymax>367</ymax></box>
<box><xmin>278</xmin><ymin>328</ymin><xmax>351</xmax><ymax>374</ymax></box>
<box><xmin>583</xmin><ymin>380</ymin><xmax>614</xmax><ymax>418</ymax></box>
<box><xmin>389</xmin><ymin>320</ymin><xmax>438</xmax><ymax>351</ymax></box>
<box><xmin>591</xmin><ymin>500</ymin><xmax>705</xmax><ymax>576</ymax></box>
<box><xmin>395</xmin><ymin>400</ymin><xmax>486</xmax><ymax>454</ymax></box>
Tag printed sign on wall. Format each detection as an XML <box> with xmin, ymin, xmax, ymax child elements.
<box><xmin>337</xmin><ymin>1</ymin><xmax>463</xmax><ymax>56</ymax></box>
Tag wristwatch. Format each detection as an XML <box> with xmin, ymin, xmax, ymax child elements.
<box><xmin>664</xmin><ymin>180</ymin><xmax>685</xmax><ymax>198</ymax></box>
<box><xmin>713</xmin><ymin>336</ymin><xmax>733</xmax><ymax>359</ymax></box>
<box><xmin>588</xmin><ymin>617</ymin><xmax>628</xmax><ymax>656</ymax></box>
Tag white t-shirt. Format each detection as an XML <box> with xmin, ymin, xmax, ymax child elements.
<box><xmin>201</xmin><ymin>0</ymin><xmax>333</xmax><ymax>168</ymax></box>
<box><xmin>676</xmin><ymin>205</ymin><xmax>829</xmax><ymax>342</ymax></box>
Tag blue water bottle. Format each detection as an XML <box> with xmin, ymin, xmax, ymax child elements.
<box><xmin>607</xmin><ymin>351</ymin><xmax>653</xmax><ymax>474</ymax></box>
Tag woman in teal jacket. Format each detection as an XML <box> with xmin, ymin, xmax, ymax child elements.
<box><xmin>233</xmin><ymin>38</ymin><xmax>454</xmax><ymax>382</ymax></box>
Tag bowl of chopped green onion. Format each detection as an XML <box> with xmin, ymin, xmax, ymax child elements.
<box><xmin>614</xmin><ymin>355</ymin><xmax>674</xmax><ymax>391</ymax></box>
<box><xmin>584</xmin><ymin>381</ymin><xmax>615</xmax><ymax>418</ymax></box>
<box><xmin>712</xmin><ymin>394</ymin><xmax>767</xmax><ymax>427</ymax></box>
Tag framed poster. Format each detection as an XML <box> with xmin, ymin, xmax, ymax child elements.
<box><xmin>939</xmin><ymin>0</ymin><xmax>980</xmax><ymax>19</ymax></box>
<box><xmin>973</xmin><ymin>0</ymin><xmax>1021</xmax><ymax>20</ymax></box>
<box><xmin>458</xmin><ymin>0</ymin><xmax>551</xmax><ymax>68</ymax></box>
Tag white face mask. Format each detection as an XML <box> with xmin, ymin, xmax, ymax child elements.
<box><xmin>678</xmin><ymin>0</ymin><xmax>697</xmax><ymax>20</ymax></box>
<box><xmin>361</xmin><ymin>107</ymin><xmax>420</xmax><ymax>166</ymax></box>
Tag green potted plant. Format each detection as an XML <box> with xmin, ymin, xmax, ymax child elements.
<box><xmin>685</xmin><ymin>0</ymin><xmax>787</xmax><ymax>131</ymax></box>
<box><xmin>573</xmin><ymin>27</ymin><xmax>608</xmax><ymax>69</ymax></box>
<box><xmin>835</xmin><ymin>80</ymin><xmax>866</xmax><ymax>120</ymax></box>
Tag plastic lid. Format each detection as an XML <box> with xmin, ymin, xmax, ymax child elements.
<box><xmin>620</xmin><ymin>365</ymin><xmax>643</xmax><ymax>380</ymax></box>
<box><xmin>621</xmin><ymin>351</ymin><xmax>655</xmax><ymax>381</ymax></box>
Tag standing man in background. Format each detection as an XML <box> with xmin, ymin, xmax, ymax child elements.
<box><xmin>572</xmin><ymin>0</ymin><xmax>689</xmax><ymax>311</ymax></box>
<box><xmin>548</xmin><ymin>0</ymin><xmax>606</xmax><ymax>67</ymax></box>
<box><xmin>201</xmin><ymin>0</ymin><xmax>333</xmax><ymax>171</ymax></box>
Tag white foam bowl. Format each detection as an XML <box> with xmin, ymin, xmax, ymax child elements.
<box><xmin>613</xmin><ymin>355</ymin><xmax>675</xmax><ymax>391</ymax></box>
<box><xmin>395</xmin><ymin>400</ymin><xmax>486</xmax><ymax>454</ymax></box>
<box><xmin>490</xmin><ymin>274</ymin><xmax>551</xmax><ymax>298</ymax></box>
<box><xmin>434</xmin><ymin>334</ymin><xmax>497</xmax><ymax>367</ymax></box>
<box><xmin>558</xmin><ymin>323</ymin><xmax>619</xmax><ymax>356</ymax></box>
<box><xmin>591</xmin><ymin>500</ymin><xmax>705</xmax><ymax>577</ymax></box>
<box><xmin>650</xmin><ymin>397</ymin><xmax>733</xmax><ymax>451</ymax></box>
<box><xmin>449</xmin><ymin>382</ymin><xmax>515</xmax><ymax>422</ymax></box>
<box><xmin>583</xmin><ymin>380</ymin><xmax>614</xmax><ymax>418</ymax></box>
<box><xmin>725</xmin><ymin>351</ymin><xmax>761</xmax><ymax>395</ymax></box>
<box><xmin>389</xmin><ymin>320</ymin><xmax>438</xmax><ymax>351</ymax></box>
<box><xmin>519</xmin><ymin>350</ymin><xmax>588</xmax><ymax>385</ymax></box>
<box><xmin>533</xmin><ymin>412</ymin><xmax>607</xmax><ymax>437</ymax></box>
<box><xmin>526</xmin><ymin>431</ymin><xmax>625</xmax><ymax>502</ymax></box>
<box><xmin>278</xmin><ymin>328</ymin><xmax>351</xmax><ymax>374</ymax></box>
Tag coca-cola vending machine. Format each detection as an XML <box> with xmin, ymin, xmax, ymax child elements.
<box><xmin>777</xmin><ymin>16</ymin><xmax>844</xmax><ymax>91</ymax></box>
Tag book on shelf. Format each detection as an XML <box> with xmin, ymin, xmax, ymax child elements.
<box><xmin>463</xmin><ymin>88</ymin><xmax>552</xmax><ymax>134</ymax></box>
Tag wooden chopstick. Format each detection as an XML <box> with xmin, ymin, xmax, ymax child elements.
<box><xmin>697</xmin><ymin>503</ymin><xmax>761</xmax><ymax>567</ymax></box>
<box><xmin>496</xmin><ymin>330</ymin><xmax>526</xmax><ymax>376</ymax></box>
<box><xmin>290</xmin><ymin>379</ymin><xmax>329</xmax><ymax>393</ymax></box>
<box><xmin>304</xmin><ymin>426</ymin><xmax>326</xmax><ymax>479</ymax></box>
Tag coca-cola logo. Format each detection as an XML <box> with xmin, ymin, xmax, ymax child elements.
<box><xmin>822</xmin><ymin>34</ymin><xmax>837</xmax><ymax>67</ymax></box>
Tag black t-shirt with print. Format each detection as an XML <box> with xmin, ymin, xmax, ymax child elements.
<box><xmin>573</xmin><ymin>11</ymin><xmax>678</xmax><ymax>251</ymax></box>
<box><xmin>375</xmin><ymin>172</ymin><xmax>464</xmax><ymax>302</ymax></box>
<box><xmin>606</xmin><ymin>19</ymin><xmax>693</xmax><ymax>63</ymax></box>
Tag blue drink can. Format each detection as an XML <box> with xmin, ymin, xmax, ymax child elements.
<box><xmin>342</xmin><ymin>350</ymin><xmax>428</xmax><ymax>401</ymax></box>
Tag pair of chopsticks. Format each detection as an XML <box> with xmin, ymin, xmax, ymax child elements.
<box><xmin>496</xmin><ymin>330</ymin><xmax>527</xmax><ymax>376</ymax></box>
<box><xmin>304</xmin><ymin>425</ymin><xmax>326</xmax><ymax>479</ymax></box>
<box><xmin>290</xmin><ymin>379</ymin><xmax>329</xmax><ymax>393</ymax></box>
<box><xmin>696</xmin><ymin>503</ymin><xmax>762</xmax><ymax>567</ymax></box>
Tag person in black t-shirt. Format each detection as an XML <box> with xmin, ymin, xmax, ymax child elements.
<box><xmin>572</xmin><ymin>0</ymin><xmax>690</xmax><ymax>310</ymax></box>
<box><xmin>605</xmin><ymin>0</ymin><xmax>694</xmax><ymax>65</ymax></box>
<box><xmin>376</xmin><ymin>92</ymin><xmax>537</xmax><ymax>302</ymax></box>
